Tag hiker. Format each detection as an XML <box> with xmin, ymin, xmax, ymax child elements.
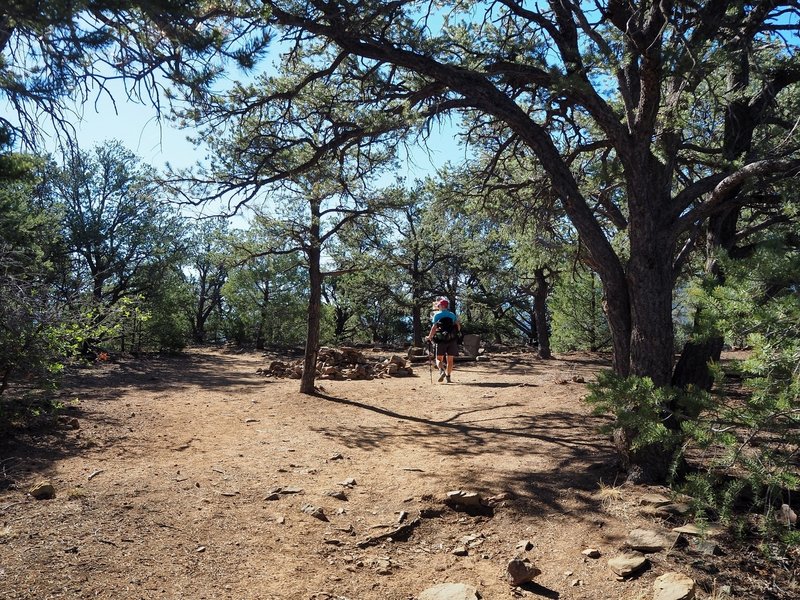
<box><xmin>426</xmin><ymin>298</ymin><xmax>461</xmax><ymax>383</ymax></box>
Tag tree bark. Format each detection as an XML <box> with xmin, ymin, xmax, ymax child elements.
<box><xmin>300</xmin><ymin>202</ymin><xmax>323</xmax><ymax>395</ymax></box>
<box><xmin>332</xmin><ymin>306</ymin><xmax>349</xmax><ymax>340</ymax></box>
<box><xmin>612</xmin><ymin>165</ymin><xmax>682</xmax><ymax>482</ymax></box>
<box><xmin>300</xmin><ymin>242</ymin><xmax>322</xmax><ymax>394</ymax></box>
<box><xmin>616</xmin><ymin>244</ymin><xmax>682</xmax><ymax>483</ymax></box>
<box><xmin>533</xmin><ymin>268</ymin><xmax>552</xmax><ymax>359</ymax></box>
<box><xmin>255</xmin><ymin>280</ymin><xmax>270</xmax><ymax>350</ymax></box>
<box><xmin>411</xmin><ymin>269</ymin><xmax>425</xmax><ymax>347</ymax></box>
<box><xmin>627</xmin><ymin>248</ymin><xmax>675</xmax><ymax>386</ymax></box>
<box><xmin>412</xmin><ymin>304</ymin><xmax>424</xmax><ymax>347</ymax></box>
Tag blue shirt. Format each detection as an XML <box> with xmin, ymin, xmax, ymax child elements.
<box><xmin>432</xmin><ymin>309</ymin><xmax>457</xmax><ymax>324</ymax></box>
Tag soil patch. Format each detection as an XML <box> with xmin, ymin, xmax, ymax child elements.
<box><xmin>0</xmin><ymin>348</ymin><xmax>794</xmax><ymax>599</ymax></box>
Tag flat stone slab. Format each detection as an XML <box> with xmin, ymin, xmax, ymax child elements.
<box><xmin>653</xmin><ymin>572</ymin><xmax>696</xmax><ymax>600</ymax></box>
<box><xmin>672</xmin><ymin>524</ymin><xmax>725</xmax><ymax>537</ymax></box>
<box><xmin>608</xmin><ymin>551</ymin><xmax>649</xmax><ymax>577</ymax></box>
<box><xmin>626</xmin><ymin>528</ymin><xmax>672</xmax><ymax>552</ymax></box>
<box><xmin>418</xmin><ymin>583</ymin><xmax>481</xmax><ymax>600</ymax></box>
<box><xmin>687</xmin><ymin>538</ymin><xmax>721</xmax><ymax>556</ymax></box>
<box><xmin>658</xmin><ymin>502</ymin><xmax>692</xmax><ymax>516</ymax></box>
<box><xmin>446</xmin><ymin>490</ymin><xmax>483</xmax><ymax>507</ymax></box>
<box><xmin>640</xmin><ymin>493</ymin><xmax>672</xmax><ymax>506</ymax></box>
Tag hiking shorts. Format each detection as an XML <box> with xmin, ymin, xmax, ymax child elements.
<box><xmin>435</xmin><ymin>338</ymin><xmax>459</xmax><ymax>357</ymax></box>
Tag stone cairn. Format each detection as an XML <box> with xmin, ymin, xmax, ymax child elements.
<box><xmin>258</xmin><ymin>346</ymin><xmax>415</xmax><ymax>380</ymax></box>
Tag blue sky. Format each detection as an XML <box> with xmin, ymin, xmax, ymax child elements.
<box><xmin>0</xmin><ymin>6</ymin><xmax>473</xmax><ymax>195</ymax></box>
<box><xmin>68</xmin><ymin>88</ymin><xmax>197</xmax><ymax>170</ymax></box>
<box><xmin>0</xmin><ymin>79</ymin><xmax>459</xmax><ymax>226</ymax></box>
<box><xmin>16</xmin><ymin>76</ymin><xmax>458</xmax><ymax>182</ymax></box>
<box><xmin>20</xmin><ymin>83</ymin><xmax>462</xmax><ymax>225</ymax></box>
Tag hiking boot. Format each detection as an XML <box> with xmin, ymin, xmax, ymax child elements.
<box><xmin>446</xmin><ymin>375</ymin><xmax>451</xmax><ymax>383</ymax></box>
<box><xmin>437</xmin><ymin>370</ymin><xmax>446</xmax><ymax>382</ymax></box>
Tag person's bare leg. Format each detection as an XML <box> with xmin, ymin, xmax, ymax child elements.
<box><xmin>446</xmin><ymin>355</ymin><xmax>455</xmax><ymax>382</ymax></box>
<box><xmin>437</xmin><ymin>354</ymin><xmax>447</xmax><ymax>381</ymax></box>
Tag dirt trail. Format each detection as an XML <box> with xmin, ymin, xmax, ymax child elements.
<box><xmin>0</xmin><ymin>349</ymin><xmax>780</xmax><ymax>599</ymax></box>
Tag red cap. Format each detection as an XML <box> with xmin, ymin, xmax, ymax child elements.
<box><xmin>437</xmin><ymin>298</ymin><xmax>449</xmax><ymax>308</ymax></box>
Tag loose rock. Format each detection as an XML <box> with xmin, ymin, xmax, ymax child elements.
<box><xmin>505</xmin><ymin>557</ymin><xmax>541</xmax><ymax>586</ymax></box>
<box><xmin>653</xmin><ymin>572</ymin><xmax>696</xmax><ymax>600</ymax></box>
<box><xmin>687</xmin><ymin>538</ymin><xmax>720</xmax><ymax>556</ymax></box>
<box><xmin>608</xmin><ymin>551</ymin><xmax>649</xmax><ymax>577</ymax></box>
<box><xmin>516</xmin><ymin>539</ymin><xmax>534</xmax><ymax>551</ymax></box>
<box><xmin>640</xmin><ymin>493</ymin><xmax>671</xmax><ymax>506</ymax></box>
<box><xmin>373</xmin><ymin>558</ymin><xmax>392</xmax><ymax>575</ymax></box>
<box><xmin>486</xmin><ymin>492</ymin><xmax>513</xmax><ymax>506</ymax></box>
<box><xmin>626</xmin><ymin>528</ymin><xmax>672</xmax><ymax>552</ymax></box>
<box><xmin>672</xmin><ymin>524</ymin><xmax>724</xmax><ymax>537</ymax></box>
<box><xmin>778</xmin><ymin>504</ymin><xmax>797</xmax><ymax>526</ymax></box>
<box><xmin>260</xmin><ymin>347</ymin><xmax>415</xmax><ymax>379</ymax></box>
<box><xmin>301</xmin><ymin>504</ymin><xmax>328</xmax><ymax>521</ymax></box>
<box><xmin>444</xmin><ymin>490</ymin><xmax>492</xmax><ymax>515</ymax></box>
<box><xmin>460</xmin><ymin>533</ymin><xmax>484</xmax><ymax>547</ymax></box>
<box><xmin>446</xmin><ymin>490</ymin><xmax>483</xmax><ymax>507</ymax></box>
<box><xmin>656</xmin><ymin>503</ymin><xmax>692</xmax><ymax>517</ymax></box>
<box><xmin>58</xmin><ymin>416</ymin><xmax>80</xmax><ymax>429</ymax></box>
<box><xmin>29</xmin><ymin>481</ymin><xmax>55</xmax><ymax>500</ymax></box>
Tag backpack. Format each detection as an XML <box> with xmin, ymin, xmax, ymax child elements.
<box><xmin>432</xmin><ymin>316</ymin><xmax>456</xmax><ymax>343</ymax></box>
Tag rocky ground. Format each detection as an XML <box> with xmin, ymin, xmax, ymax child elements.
<box><xmin>0</xmin><ymin>347</ymin><xmax>796</xmax><ymax>599</ymax></box>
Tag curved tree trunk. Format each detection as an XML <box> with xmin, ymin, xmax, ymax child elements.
<box><xmin>599</xmin><ymin>268</ymin><xmax>631</xmax><ymax>377</ymax></box>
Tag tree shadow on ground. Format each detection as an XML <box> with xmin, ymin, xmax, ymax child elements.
<box><xmin>462</xmin><ymin>352</ymin><xmax>611</xmax><ymax>379</ymax></box>
<box><xmin>311</xmin><ymin>391</ymin><xmax>619</xmax><ymax>524</ymax></box>
<box><xmin>63</xmin><ymin>352</ymin><xmax>266</xmax><ymax>397</ymax></box>
<box><xmin>313</xmin><ymin>392</ymin><xmax>607</xmax><ymax>451</ymax></box>
<box><xmin>456</xmin><ymin>381</ymin><xmax>532</xmax><ymax>388</ymax></box>
<box><xmin>0</xmin><ymin>351</ymin><xmax>266</xmax><ymax>478</ymax></box>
